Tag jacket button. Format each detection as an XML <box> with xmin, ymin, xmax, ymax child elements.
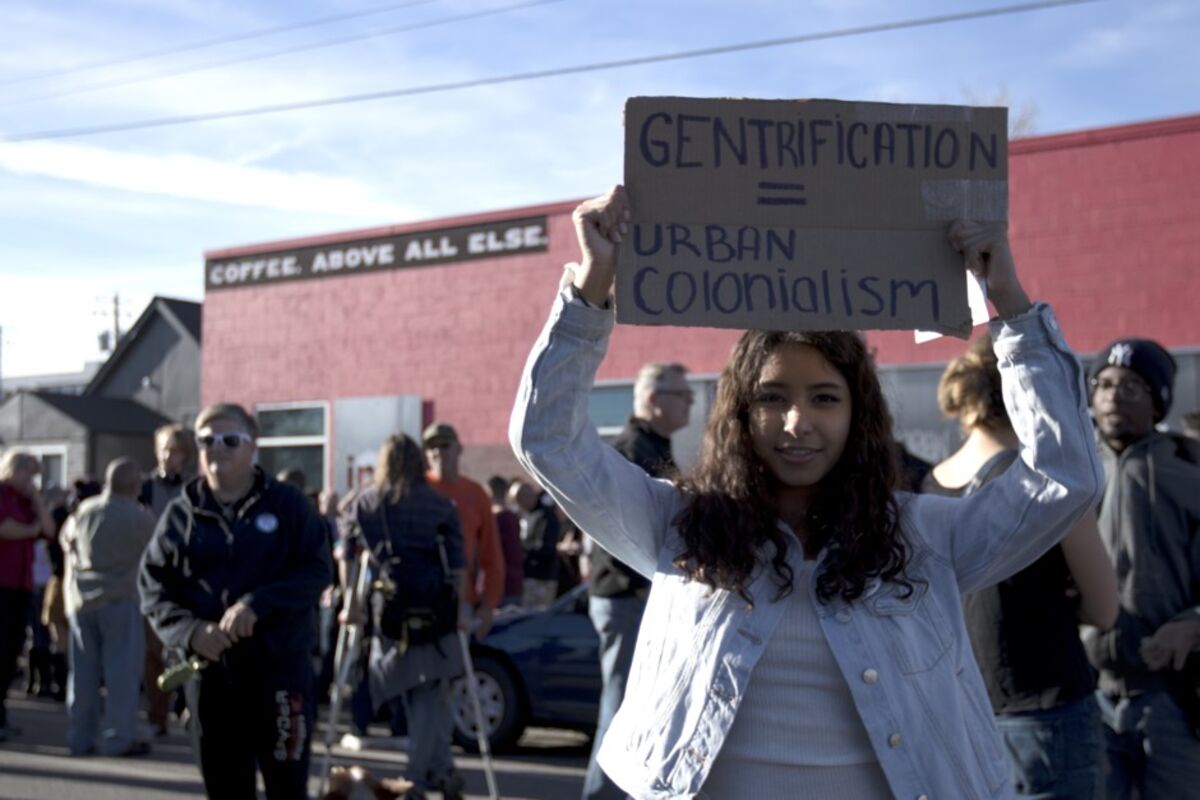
<box><xmin>888</xmin><ymin>733</ymin><xmax>902</xmax><ymax>748</ymax></box>
<box><xmin>862</xmin><ymin>668</ymin><xmax>878</xmax><ymax>684</ymax></box>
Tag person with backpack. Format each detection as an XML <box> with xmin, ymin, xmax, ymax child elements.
<box><xmin>342</xmin><ymin>433</ymin><xmax>468</xmax><ymax>800</ymax></box>
<box><xmin>510</xmin><ymin>186</ymin><xmax>1103</xmax><ymax>799</ymax></box>
<box><xmin>1082</xmin><ymin>338</ymin><xmax>1200</xmax><ymax>798</ymax></box>
<box><xmin>924</xmin><ymin>333</ymin><xmax>1118</xmax><ymax>798</ymax></box>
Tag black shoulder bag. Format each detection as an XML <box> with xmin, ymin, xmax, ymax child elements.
<box><xmin>371</xmin><ymin>498</ymin><xmax>460</xmax><ymax>655</ymax></box>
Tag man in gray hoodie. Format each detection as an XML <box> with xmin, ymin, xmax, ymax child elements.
<box><xmin>62</xmin><ymin>457</ymin><xmax>156</xmax><ymax>757</ymax></box>
<box><xmin>1083</xmin><ymin>338</ymin><xmax>1200</xmax><ymax>798</ymax></box>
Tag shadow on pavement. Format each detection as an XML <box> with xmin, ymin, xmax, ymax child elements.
<box><xmin>6</xmin><ymin>693</ymin><xmax>588</xmax><ymax>799</ymax></box>
<box><xmin>312</xmin><ymin>728</ymin><xmax>588</xmax><ymax>798</ymax></box>
<box><xmin>0</xmin><ymin>763</ymin><xmax>203</xmax><ymax>796</ymax></box>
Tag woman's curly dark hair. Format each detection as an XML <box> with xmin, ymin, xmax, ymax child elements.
<box><xmin>673</xmin><ymin>330</ymin><xmax>909</xmax><ymax>605</ymax></box>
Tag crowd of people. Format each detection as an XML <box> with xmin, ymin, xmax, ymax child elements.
<box><xmin>0</xmin><ymin>409</ymin><xmax>596</xmax><ymax>798</ymax></box>
<box><xmin>0</xmin><ymin>187</ymin><xmax>1198</xmax><ymax>800</ymax></box>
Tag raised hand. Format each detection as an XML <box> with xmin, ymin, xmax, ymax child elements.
<box><xmin>947</xmin><ymin>220</ymin><xmax>1031</xmax><ymax>320</ymax></box>
<box><xmin>570</xmin><ymin>185</ymin><xmax>631</xmax><ymax>306</ymax></box>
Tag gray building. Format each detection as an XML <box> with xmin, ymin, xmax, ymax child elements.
<box><xmin>0</xmin><ymin>362</ymin><xmax>102</xmax><ymax>400</ymax></box>
<box><xmin>0</xmin><ymin>297</ymin><xmax>200</xmax><ymax>487</ymax></box>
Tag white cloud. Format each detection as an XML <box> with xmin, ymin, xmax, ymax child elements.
<box><xmin>1056</xmin><ymin>2</ymin><xmax>1194</xmax><ymax>69</ymax></box>
<box><xmin>0</xmin><ymin>140</ymin><xmax>416</xmax><ymax>218</ymax></box>
<box><xmin>1059</xmin><ymin>27</ymin><xmax>1137</xmax><ymax>67</ymax></box>
<box><xmin>0</xmin><ymin>272</ymin><xmax>182</xmax><ymax>377</ymax></box>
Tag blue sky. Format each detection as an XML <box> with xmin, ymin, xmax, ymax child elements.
<box><xmin>0</xmin><ymin>0</ymin><xmax>1196</xmax><ymax>376</ymax></box>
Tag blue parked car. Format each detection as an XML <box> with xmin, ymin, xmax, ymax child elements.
<box><xmin>451</xmin><ymin>583</ymin><xmax>601</xmax><ymax>750</ymax></box>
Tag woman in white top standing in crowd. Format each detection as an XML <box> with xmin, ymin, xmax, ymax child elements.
<box><xmin>511</xmin><ymin>185</ymin><xmax>1103</xmax><ymax>799</ymax></box>
<box><xmin>925</xmin><ymin>333</ymin><xmax>1117</xmax><ymax>798</ymax></box>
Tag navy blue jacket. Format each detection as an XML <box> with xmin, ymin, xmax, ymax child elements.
<box><xmin>139</xmin><ymin>468</ymin><xmax>331</xmax><ymax>672</ymax></box>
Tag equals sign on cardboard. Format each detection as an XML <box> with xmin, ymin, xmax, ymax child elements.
<box><xmin>756</xmin><ymin>181</ymin><xmax>807</xmax><ymax>206</ymax></box>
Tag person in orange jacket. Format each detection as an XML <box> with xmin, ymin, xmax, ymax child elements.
<box><xmin>422</xmin><ymin>422</ymin><xmax>504</xmax><ymax>638</ymax></box>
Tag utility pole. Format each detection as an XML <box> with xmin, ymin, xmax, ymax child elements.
<box><xmin>95</xmin><ymin>292</ymin><xmax>134</xmax><ymax>353</ymax></box>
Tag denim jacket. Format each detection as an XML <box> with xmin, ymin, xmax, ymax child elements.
<box><xmin>510</xmin><ymin>287</ymin><xmax>1103</xmax><ymax>800</ymax></box>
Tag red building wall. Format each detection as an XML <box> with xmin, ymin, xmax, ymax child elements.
<box><xmin>868</xmin><ymin>114</ymin><xmax>1200</xmax><ymax>362</ymax></box>
<box><xmin>202</xmin><ymin>200</ymin><xmax>742</xmax><ymax>478</ymax></box>
<box><xmin>202</xmin><ymin>114</ymin><xmax>1200</xmax><ymax>480</ymax></box>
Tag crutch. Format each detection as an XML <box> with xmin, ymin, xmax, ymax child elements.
<box><xmin>457</xmin><ymin>629</ymin><xmax>500</xmax><ymax>800</ymax></box>
<box><xmin>435</xmin><ymin>534</ymin><xmax>500</xmax><ymax>800</ymax></box>
<box><xmin>318</xmin><ymin>548</ymin><xmax>372</xmax><ymax>796</ymax></box>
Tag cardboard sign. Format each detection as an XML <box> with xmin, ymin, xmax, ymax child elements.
<box><xmin>616</xmin><ymin>97</ymin><xmax>1008</xmax><ymax>336</ymax></box>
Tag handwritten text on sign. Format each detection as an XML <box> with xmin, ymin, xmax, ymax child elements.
<box><xmin>616</xmin><ymin>97</ymin><xmax>1008</xmax><ymax>336</ymax></box>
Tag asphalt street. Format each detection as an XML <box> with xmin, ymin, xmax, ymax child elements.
<box><xmin>0</xmin><ymin>694</ymin><xmax>588</xmax><ymax>799</ymax></box>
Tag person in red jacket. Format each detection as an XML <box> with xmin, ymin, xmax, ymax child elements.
<box><xmin>0</xmin><ymin>451</ymin><xmax>54</xmax><ymax>741</ymax></box>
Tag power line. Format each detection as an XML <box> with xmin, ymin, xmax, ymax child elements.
<box><xmin>0</xmin><ymin>0</ymin><xmax>443</xmax><ymax>89</ymax></box>
<box><xmin>7</xmin><ymin>0</ymin><xmax>569</xmax><ymax>107</ymax></box>
<box><xmin>1</xmin><ymin>0</ymin><xmax>1103</xmax><ymax>143</ymax></box>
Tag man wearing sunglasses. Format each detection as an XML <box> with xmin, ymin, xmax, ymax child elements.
<box><xmin>139</xmin><ymin>403</ymin><xmax>331</xmax><ymax>799</ymax></box>
<box><xmin>1082</xmin><ymin>338</ymin><xmax>1200</xmax><ymax>798</ymax></box>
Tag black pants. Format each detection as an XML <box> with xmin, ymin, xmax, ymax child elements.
<box><xmin>0</xmin><ymin>588</ymin><xmax>32</xmax><ymax>728</ymax></box>
<box><xmin>185</xmin><ymin>660</ymin><xmax>315</xmax><ymax>799</ymax></box>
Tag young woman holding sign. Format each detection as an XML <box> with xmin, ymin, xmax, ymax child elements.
<box><xmin>510</xmin><ymin>185</ymin><xmax>1103</xmax><ymax>799</ymax></box>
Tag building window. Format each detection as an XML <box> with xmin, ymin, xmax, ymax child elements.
<box><xmin>588</xmin><ymin>377</ymin><xmax>715</xmax><ymax>441</ymax></box>
<box><xmin>589</xmin><ymin>384</ymin><xmax>634</xmax><ymax>437</ymax></box>
<box><xmin>19</xmin><ymin>444</ymin><xmax>68</xmax><ymax>491</ymax></box>
<box><xmin>256</xmin><ymin>402</ymin><xmax>328</xmax><ymax>491</ymax></box>
<box><xmin>41</xmin><ymin>453</ymin><xmax>65</xmax><ymax>489</ymax></box>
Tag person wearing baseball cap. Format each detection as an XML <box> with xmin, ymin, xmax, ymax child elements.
<box><xmin>1092</xmin><ymin>339</ymin><xmax>1176</xmax><ymax>448</ymax></box>
<box><xmin>421</xmin><ymin>423</ymin><xmax>458</xmax><ymax>450</ymax></box>
<box><xmin>421</xmin><ymin>422</ymin><xmax>505</xmax><ymax>639</ymax></box>
<box><xmin>1084</xmin><ymin>337</ymin><xmax>1200</xmax><ymax>798</ymax></box>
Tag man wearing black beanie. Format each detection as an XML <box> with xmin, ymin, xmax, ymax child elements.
<box><xmin>1083</xmin><ymin>337</ymin><xmax>1200</xmax><ymax>798</ymax></box>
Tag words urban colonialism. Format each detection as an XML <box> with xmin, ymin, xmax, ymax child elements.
<box><xmin>206</xmin><ymin>217</ymin><xmax>549</xmax><ymax>290</ymax></box>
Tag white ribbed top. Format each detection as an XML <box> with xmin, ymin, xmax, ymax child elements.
<box><xmin>700</xmin><ymin>560</ymin><xmax>891</xmax><ymax>799</ymax></box>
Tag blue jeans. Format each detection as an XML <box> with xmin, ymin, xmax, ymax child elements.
<box><xmin>994</xmin><ymin>694</ymin><xmax>1101</xmax><ymax>799</ymax></box>
<box><xmin>582</xmin><ymin>594</ymin><xmax>645</xmax><ymax>800</ymax></box>
<box><xmin>67</xmin><ymin>600</ymin><xmax>145</xmax><ymax>755</ymax></box>
<box><xmin>1098</xmin><ymin>689</ymin><xmax>1200</xmax><ymax>799</ymax></box>
<box><xmin>399</xmin><ymin>678</ymin><xmax>455</xmax><ymax>789</ymax></box>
